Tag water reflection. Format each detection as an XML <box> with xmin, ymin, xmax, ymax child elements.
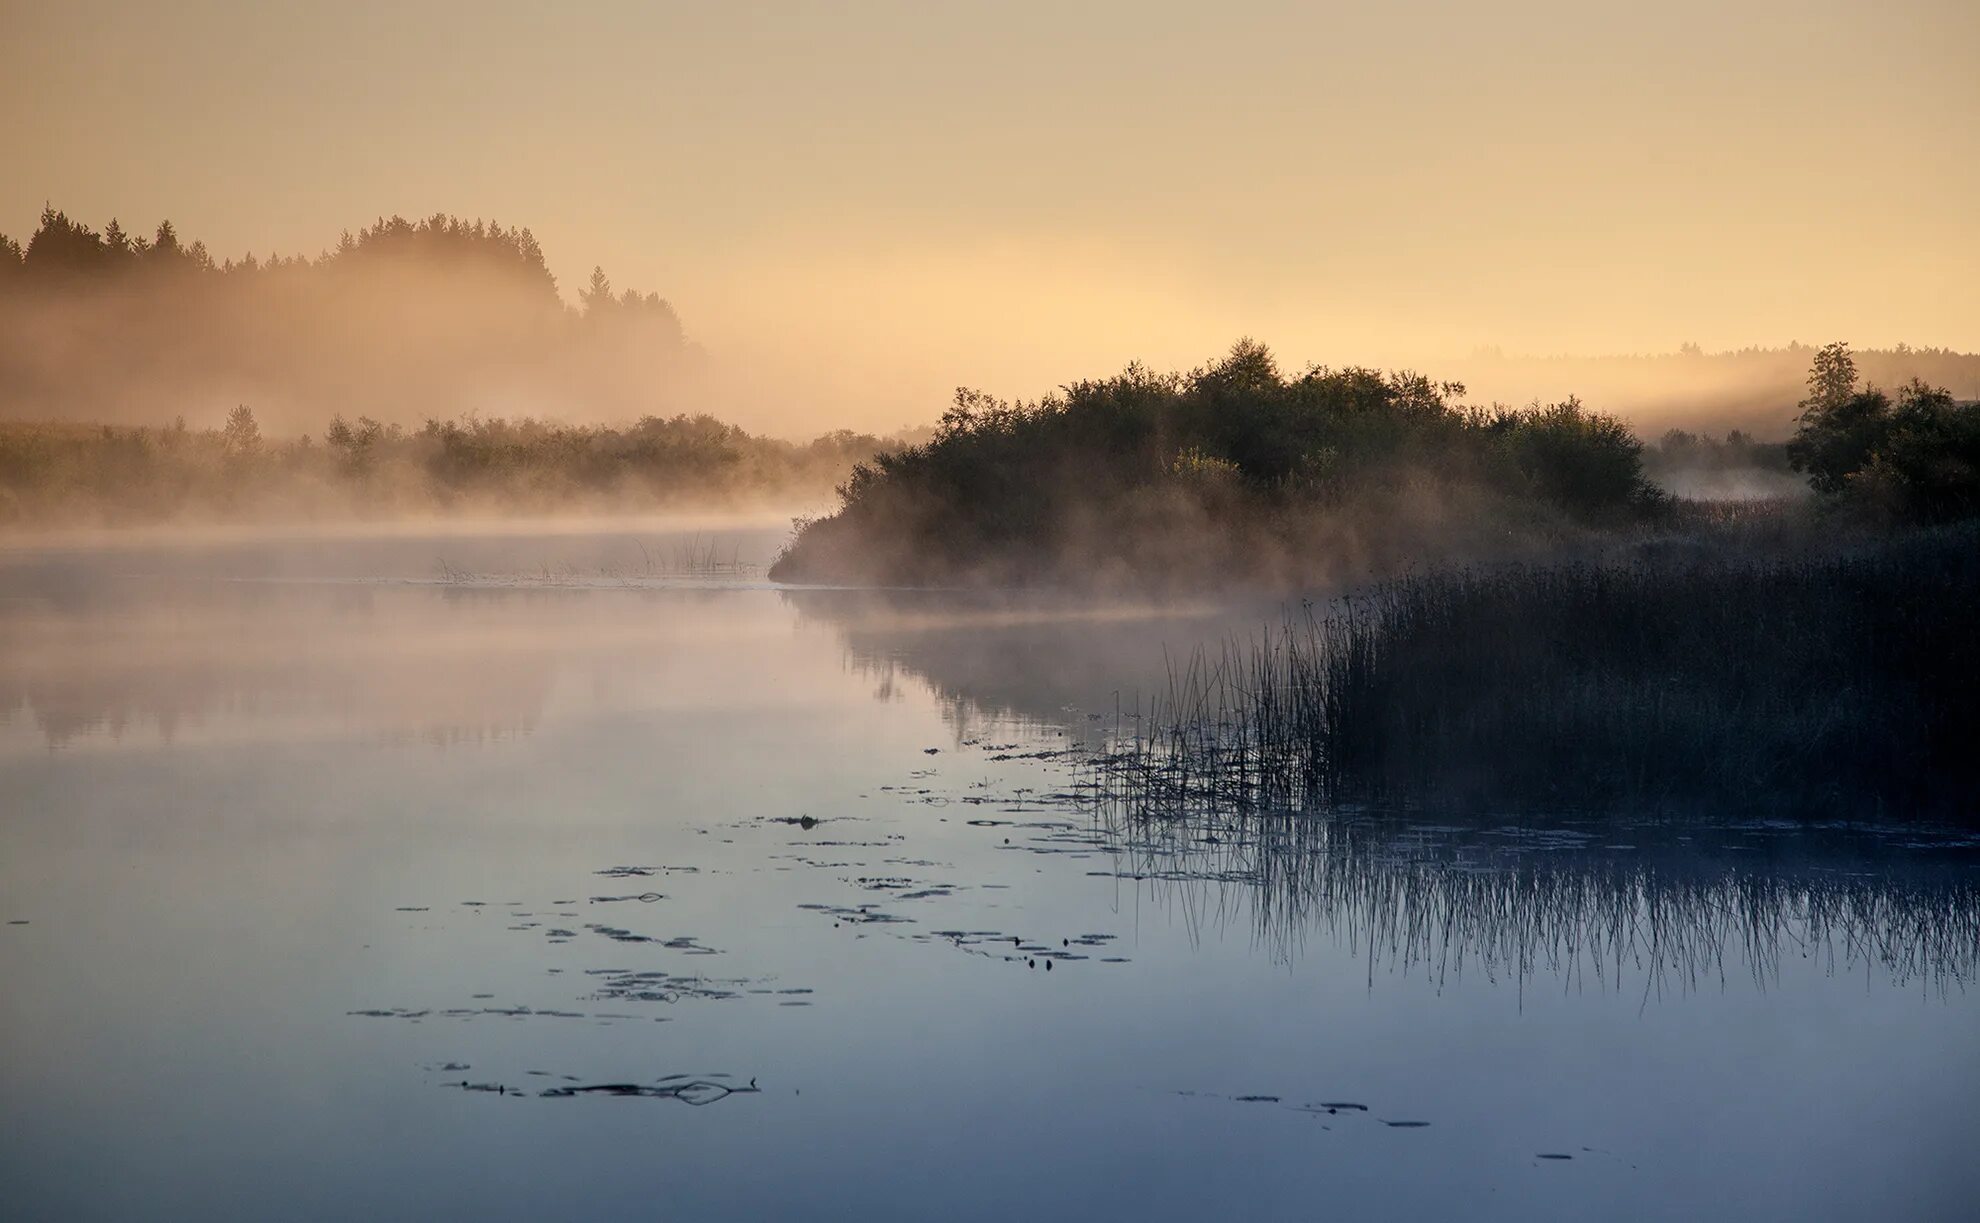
<box><xmin>783</xmin><ymin>586</ymin><xmax>1272</xmax><ymax>740</ymax></box>
<box><xmin>0</xmin><ymin>581</ymin><xmax>561</xmax><ymax>748</ymax></box>
<box><xmin>4</xmin><ymin>547</ymin><xmax>1242</xmax><ymax>751</ymax></box>
<box><xmin>5</xmin><ymin>534</ymin><xmax>1977</xmax><ymax>1220</ymax></box>
<box><xmin>791</xmin><ymin>587</ymin><xmax>1980</xmax><ymax>999</ymax></box>
<box><xmin>1094</xmin><ymin>808</ymin><xmax>1980</xmax><ymax>998</ymax></box>
<box><xmin>0</xmin><ymin>574</ymin><xmax>780</xmax><ymax>751</ymax></box>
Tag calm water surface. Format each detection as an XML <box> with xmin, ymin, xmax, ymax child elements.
<box><xmin>2</xmin><ymin>524</ymin><xmax>1975</xmax><ymax>1221</ymax></box>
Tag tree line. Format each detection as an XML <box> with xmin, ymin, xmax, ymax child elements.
<box><xmin>0</xmin><ymin>207</ymin><xmax>696</xmax><ymax>430</ymax></box>
<box><xmin>0</xmin><ymin>409</ymin><xmax>915</xmax><ymax>527</ymax></box>
<box><xmin>2</xmin><ymin>206</ymin><xmax>671</xmax><ymax>326</ymax></box>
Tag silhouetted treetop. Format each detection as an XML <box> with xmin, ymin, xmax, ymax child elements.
<box><xmin>0</xmin><ymin>207</ymin><xmax>646</xmax><ymax>314</ymax></box>
<box><xmin>325</xmin><ymin>213</ymin><xmax>557</xmax><ymax>301</ymax></box>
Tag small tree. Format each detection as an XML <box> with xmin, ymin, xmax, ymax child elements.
<box><xmin>1788</xmin><ymin>342</ymin><xmax>1887</xmax><ymax>494</ymax></box>
<box><xmin>1802</xmin><ymin>341</ymin><xmax>1857</xmax><ymax>416</ymax></box>
<box><xmin>223</xmin><ymin>405</ymin><xmax>261</xmax><ymax>457</ymax></box>
<box><xmin>1788</xmin><ymin>390</ymin><xmax>1889</xmax><ymax>495</ymax></box>
<box><xmin>581</xmin><ymin>266</ymin><xmax>614</xmax><ymax>318</ymax></box>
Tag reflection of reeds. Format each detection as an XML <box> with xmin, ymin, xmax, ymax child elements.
<box><xmin>1088</xmin><ymin>805</ymin><xmax>1980</xmax><ymax>997</ymax></box>
<box><xmin>434</xmin><ymin>534</ymin><xmax>758</xmax><ymax>586</ymax></box>
<box><xmin>1082</xmin><ymin>529</ymin><xmax>1980</xmax><ymax>993</ymax></box>
<box><xmin>1098</xmin><ymin>526</ymin><xmax>1980</xmax><ymax>822</ymax></box>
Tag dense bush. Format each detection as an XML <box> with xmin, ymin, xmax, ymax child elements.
<box><xmin>772</xmin><ymin>341</ymin><xmax>1665</xmax><ymax>588</ymax></box>
<box><xmin>1788</xmin><ymin>342</ymin><xmax>1980</xmax><ymax>521</ymax></box>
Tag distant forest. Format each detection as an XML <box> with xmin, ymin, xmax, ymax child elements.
<box><xmin>1451</xmin><ymin>343</ymin><xmax>1980</xmax><ymax>439</ymax></box>
<box><xmin>0</xmin><ymin>207</ymin><xmax>700</xmax><ymax>431</ymax></box>
<box><xmin>0</xmin><ymin>411</ymin><xmax>916</xmax><ymax>527</ymax></box>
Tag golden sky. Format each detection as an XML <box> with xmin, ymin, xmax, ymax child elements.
<box><xmin>5</xmin><ymin>0</ymin><xmax>1976</xmax><ymax>430</ymax></box>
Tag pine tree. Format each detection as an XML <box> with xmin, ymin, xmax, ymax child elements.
<box><xmin>581</xmin><ymin>265</ymin><xmax>614</xmax><ymax>317</ymax></box>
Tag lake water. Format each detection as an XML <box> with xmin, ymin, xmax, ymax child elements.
<box><xmin>3</xmin><ymin>523</ymin><xmax>1976</xmax><ymax>1221</ymax></box>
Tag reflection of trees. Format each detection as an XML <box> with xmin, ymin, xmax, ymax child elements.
<box><xmin>1093</xmin><ymin>805</ymin><xmax>1980</xmax><ymax>999</ymax></box>
<box><xmin>783</xmin><ymin>586</ymin><xmax>1273</xmax><ymax>741</ymax></box>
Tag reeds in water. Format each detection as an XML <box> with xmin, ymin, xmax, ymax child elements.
<box><xmin>1098</xmin><ymin>525</ymin><xmax>1980</xmax><ymax>823</ymax></box>
<box><xmin>1088</xmin><ymin>808</ymin><xmax>1980</xmax><ymax>996</ymax></box>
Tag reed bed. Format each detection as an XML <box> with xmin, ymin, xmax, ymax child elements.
<box><xmin>1096</xmin><ymin>525</ymin><xmax>1980</xmax><ymax>823</ymax></box>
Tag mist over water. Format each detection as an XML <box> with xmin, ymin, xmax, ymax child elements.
<box><xmin>2</xmin><ymin>526</ymin><xmax>1974</xmax><ymax>1222</ymax></box>
<box><xmin>6</xmin><ymin>0</ymin><xmax>1979</xmax><ymax>1214</ymax></box>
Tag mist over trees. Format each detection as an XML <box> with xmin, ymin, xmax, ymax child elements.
<box><xmin>1451</xmin><ymin>342</ymin><xmax>1980</xmax><ymax>440</ymax></box>
<box><xmin>771</xmin><ymin>340</ymin><xmax>1980</xmax><ymax>589</ymax></box>
<box><xmin>0</xmin><ymin>409</ymin><xmax>910</xmax><ymax>527</ymax></box>
<box><xmin>0</xmin><ymin>207</ymin><xmax>698</xmax><ymax>432</ymax></box>
<box><xmin>8</xmin><ymin>208</ymin><xmax>1976</xmax><ymax>544</ymax></box>
<box><xmin>772</xmin><ymin>341</ymin><xmax>1670</xmax><ymax>589</ymax></box>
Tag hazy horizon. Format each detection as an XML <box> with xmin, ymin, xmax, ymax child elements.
<box><xmin>6</xmin><ymin>1</ymin><xmax>1976</xmax><ymax>435</ymax></box>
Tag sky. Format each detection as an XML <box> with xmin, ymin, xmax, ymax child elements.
<box><xmin>4</xmin><ymin>0</ymin><xmax>1977</xmax><ymax>431</ymax></box>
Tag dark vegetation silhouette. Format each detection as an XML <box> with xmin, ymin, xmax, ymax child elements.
<box><xmin>774</xmin><ymin>340</ymin><xmax>1979</xmax><ymax>589</ymax></box>
<box><xmin>1096</xmin><ymin>526</ymin><xmax>1979</xmax><ymax>823</ymax></box>
<box><xmin>773</xmin><ymin>342</ymin><xmax>1978</xmax><ymax>823</ymax></box>
<box><xmin>1787</xmin><ymin>341</ymin><xmax>1980</xmax><ymax>523</ymax></box>
<box><xmin>1069</xmin><ymin>340</ymin><xmax>1980</xmax><ymax>822</ymax></box>
<box><xmin>772</xmin><ymin>341</ymin><xmax>1668</xmax><ymax>588</ymax></box>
